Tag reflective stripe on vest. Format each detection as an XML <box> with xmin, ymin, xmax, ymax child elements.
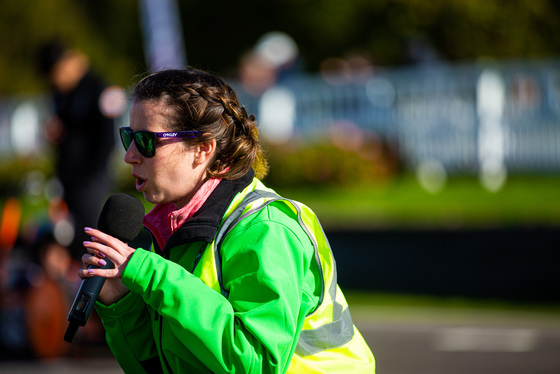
<box><xmin>196</xmin><ymin>179</ymin><xmax>355</xmax><ymax>356</ymax></box>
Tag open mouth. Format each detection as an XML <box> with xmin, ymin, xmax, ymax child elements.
<box><xmin>135</xmin><ymin>177</ymin><xmax>147</xmax><ymax>191</ymax></box>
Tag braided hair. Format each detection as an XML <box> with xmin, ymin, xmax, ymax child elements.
<box><xmin>132</xmin><ymin>68</ymin><xmax>268</xmax><ymax>180</ymax></box>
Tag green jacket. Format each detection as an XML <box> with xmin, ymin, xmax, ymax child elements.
<box><xmin>96</xmin><ymin>171</ymin><xmax>373</xmax><ymax>373</ymax></box>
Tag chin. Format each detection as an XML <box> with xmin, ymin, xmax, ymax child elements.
<box><xmin>144</xmin><ymin>192</ymin><xmax>172</xmax><ymax>207</ymax></box>
<box><xmin>143</xmin><ymin>192</ymin><xmax>160</xmax><ymax>205</ymax></box>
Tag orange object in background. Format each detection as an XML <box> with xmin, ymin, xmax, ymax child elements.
<box><xmin>0</xmin><ymin>196</ymin><xmax>22</xmax><ymax>251</ymax></box>
<box><xmin>25</xmin><ymin>277</ymin><xmax>70</xmax><ymax>358</ymax></box>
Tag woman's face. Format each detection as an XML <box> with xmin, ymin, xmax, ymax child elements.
<box><xmin>125</xmin><ymin>100</ymin><xmax>208</xmax><ymax>209</ymax></box>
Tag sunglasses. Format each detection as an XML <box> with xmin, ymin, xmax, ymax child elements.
<box><xmin>119</xmin><ymin>127</ymin><xmax>200</xmax><ymax>158</ymax></box>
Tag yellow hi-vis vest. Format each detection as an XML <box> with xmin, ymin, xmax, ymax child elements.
<box><xmin>193</xmin><ymin>178</ymin><xmax>375</xmax><ymax>373</ymax></box>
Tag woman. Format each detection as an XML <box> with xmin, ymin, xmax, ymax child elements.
<box><xmin>81</xmin><ymin>68</ymin><xmax>375</xmax><ymax>373</ymax></box>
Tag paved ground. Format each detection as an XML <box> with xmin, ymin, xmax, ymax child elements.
<box><xmin>1</xmin><ymin>304</ymin><xmax>559</xmax><ymax>373</ymax></box>
<box><xmin>353</xmin><ymin>304</ymin><xmax>560</xmax><ymax>374</ymax></box>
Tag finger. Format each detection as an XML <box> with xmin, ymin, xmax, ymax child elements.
<box><xmin>78</xmin><ymin>267</ymin><xmax>94</xmax><ymax>279</ymax></box>
<box><xmin>84</xmin><ymin>228</ymin><xmax>128</xmax><ymax>257</ymax></box>
<box><xmin>84</xmin><ymin>227</ymin><xmax>116</xmax><ymax>244</ymax></box>
<box><xmin>87</xmin><ymin>267</ymin><xmax>119</xmax><ymax>278</ymax></box>
<box><xmin>83</xmin><ymin>241</ymin><xmax>116</xmax><ymax>263</ymax></box>
<box><xmin>82</xmin><ymin>252</ymin><xmax>99</xmax><ymax>266</ymax></box>
<box><xmin>83</xmin><ymin>240</ymin><xmax>105</xmax><ymax>254</ymax></box>
<box><xmin>86</xmin><ymin>246</ymin><xmax>106</xmax><ymax>258</ymax></box>
<box><xmin>81</xmin><ymin>252</ymin><xmax>109</xmax><ymax>271</ymax></box>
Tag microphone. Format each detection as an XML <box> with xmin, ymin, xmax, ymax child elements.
<box><xmin>64</xmin><ymin>193</ymin><xmax>145</xmax><ymax>343</ymax></box>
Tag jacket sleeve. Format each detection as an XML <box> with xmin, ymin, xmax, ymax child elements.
<box><xmin>95</xmin><ymin>290</ymin><xmax>162</xmax><ymax>373</ymax></box>
<box><xmin>121</xmin><ymin>205</ymin><xmax>318</xmax><ymax>373</ymax></box>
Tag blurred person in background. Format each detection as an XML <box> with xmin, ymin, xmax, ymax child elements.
<box><xmin>36</xmin><ymin>40</ymin><xmax>121</xmax><ymax>262</ymax></box>
<box><xmin>79</xmin><ymin>68</ymin><xmax>375</xmax><ymax>373</ymax></box>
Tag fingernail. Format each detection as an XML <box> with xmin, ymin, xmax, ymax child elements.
<box><xmin>97</xmin><ymin>252</ymin><xmax>106</xmax><ymax>258</ymax></box>
<box><xmin>88</xmin><ymin>268</ymin><xmax>95</xmax><ymax>274</ymax></box>
<box><xmin>83</xmin><ymin>241</ymin><xmax>91</xmax><ymax>245</ymax></box>
<box><xmin>84</xmin><ymin>227</ymin><xmax>93</xmax><ymax>232</ymax></box>
<box><xmin>98</xmin><ymin>259</ymin><xmax>107</xmax><ymax>266</ymax></box>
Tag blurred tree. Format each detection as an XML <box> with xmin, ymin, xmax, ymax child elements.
<box><xmin>0</xmin><ymin>0</ymin><xmax>143</xmax><ymax>95</ymax></box>
<box><xmin>0</xmin><ymin>0</ymin><xmax>559</xmax><ymax>95</ymax></box>
<box><xmin>178</xmin><ymin>0</ymin><xmax>560</xmax><ymax>71</ymax></box>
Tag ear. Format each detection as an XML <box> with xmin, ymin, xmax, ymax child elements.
<box><xmin>194</xmin><ymin>138</ymin><xmax>216</xmax><ymax>165</ymax></box>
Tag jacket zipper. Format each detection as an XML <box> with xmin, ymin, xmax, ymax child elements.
<box><xmin>191</xmin><ymin>243</ymin><xmax>207</xmax><ymax>272</ymax></box>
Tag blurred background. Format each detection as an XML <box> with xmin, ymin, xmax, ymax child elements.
<box><xmin>1</xmin><ymin>0</ymin><xmax>560</xmax><ymax>373</ymax></box>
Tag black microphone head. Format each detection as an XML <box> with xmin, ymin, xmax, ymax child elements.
<box><xmin>97</xmin><ymin>193</ymin><xmax>145</xmax><ymax>242</ymax></box>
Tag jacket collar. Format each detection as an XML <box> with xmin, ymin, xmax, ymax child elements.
<box><xmin>161</xmin><ymin>168</ymin><xmax>255</xmax><ymax>252</ymax></box>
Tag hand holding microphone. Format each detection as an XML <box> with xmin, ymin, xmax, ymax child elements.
<box><xmin>64</xmin><ymin>193</ymin><xmax>145</xmax><ymax>343</ymax></box>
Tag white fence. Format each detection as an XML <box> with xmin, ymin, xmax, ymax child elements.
<box><xmin>238</xmin><ymin>60</ymin><xmax>560</xmax><ymax>179</ymax></box>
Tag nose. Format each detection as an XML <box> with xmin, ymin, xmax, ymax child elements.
<box><xmin>123</xmin><ymin>141</ymin><xmax>141</xmax><ymax>165</ymax></box>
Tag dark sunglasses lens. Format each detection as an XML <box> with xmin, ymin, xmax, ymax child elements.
<box><xmin>120</xmin><ymin>128</ymin><xmax>132</xmax><ymax>150</ymax></box>
<box><xmin>135</xmin><ymin>132</ymin><xmax>155</xmax><ymax>157</ymax></box>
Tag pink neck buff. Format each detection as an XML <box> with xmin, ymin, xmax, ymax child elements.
<box><xmin>143</xmin><ymin>177</ymin><xmax>222</xmax><ymax>250</ymax></box>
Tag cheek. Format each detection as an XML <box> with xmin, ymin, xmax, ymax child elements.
<box><xmin>151</xmin><ymin>151</ymin><xmax>195</xmax><ymax>185</ymax></box>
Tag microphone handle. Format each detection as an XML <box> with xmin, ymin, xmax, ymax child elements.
<box><xmin>64</xmin><ymin>259</ymin><xmax>114</xmax><ymax>342</ymax></box>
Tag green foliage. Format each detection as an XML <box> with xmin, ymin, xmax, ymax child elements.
<box><xmin>1</xmin><ymin>0</ymin><xmax>560</xmax><ymax>95</ymax></box>
<box><xmin>262</xmin><ymin>138</ymin><xmax>399</xmax><ymax>189</ymax></box>
<box><xmin>277</xmin><ymin>173</ymin><xmax>560</xmax><ymax>229</ymax></box>
<box><xmin>0</xmin><ymin>154</ymin><xmax>53</xmax><ymax>195</ymax></box>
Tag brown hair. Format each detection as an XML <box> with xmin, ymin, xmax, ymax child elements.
<box><xmin>132</xmin><ymin>68</ymin><xmax>268</xmax><ymax>180</ymax></box>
